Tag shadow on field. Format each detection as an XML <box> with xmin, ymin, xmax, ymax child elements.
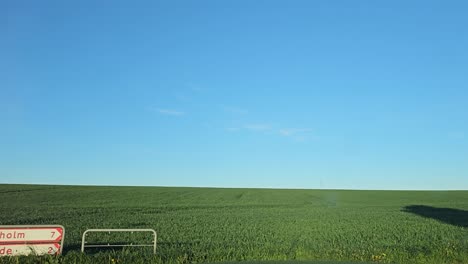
<box><xmin>209</xmin><ymin>261</ymin><xmax>368</xmax><ymax>264</ymax></box>
<box><xmin>403</xmin><ymin>205</ymin><xmax>468</xmax><ymax>227</ymax></box>
<box><xmin>63</xmin><ymin>242</ymin><xmax>159</xmax><ymax>254</ymax></box>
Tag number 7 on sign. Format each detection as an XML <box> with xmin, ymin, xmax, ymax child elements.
<box><xmin>51</xmin><ymin>232</ymin><xmax>55</xmax><ymax>238</ymax></box>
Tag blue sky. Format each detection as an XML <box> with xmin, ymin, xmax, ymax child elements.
<box><xmin>1</xmin><ymin>1</ymin><xmax>467</xmax><ymax>190</ymax></box>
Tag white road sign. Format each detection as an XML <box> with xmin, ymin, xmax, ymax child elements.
<box><xmin>0</xmin><ymin>243</ymin><xmax>61</xmax><ymax>256</ymax></box>
<box><xmin>0</xmin><ymin>225</ymin><xmax>65</xmax><ymax>256</ymax></box>
<box><xmin>0</xmin><ymin>227</ymin><xmax>63</xmax><ymax>243</ymax></box>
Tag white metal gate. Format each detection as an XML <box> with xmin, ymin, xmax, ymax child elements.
<box><xmin>81</xmin><ymin>229</ymin><xmax>157</xmax><ymax>254</ymax></box>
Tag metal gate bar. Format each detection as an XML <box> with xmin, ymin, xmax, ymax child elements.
<box><xmin>81</xmin><ymin>229</ymin><xmax>157</xmax><ymax>254</ymax></box>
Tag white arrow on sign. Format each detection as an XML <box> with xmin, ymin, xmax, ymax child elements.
<box><xmin>0</xmin><ymin>227</ymin><xmax>63</xmax><ymax>243</ymax></box>
<box><xmin>0</xmin><ymin>243</ymin><xmax>61</xmax><ymax>256</ymax></box>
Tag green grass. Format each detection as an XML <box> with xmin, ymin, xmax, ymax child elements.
<box><xmin>0</xmin><ymin>184</ymin><xmax>467</xmax><ymax>263</ymax></box>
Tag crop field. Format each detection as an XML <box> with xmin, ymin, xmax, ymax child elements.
<box><xmin>0</xmin><ymin>184</ymin><xmax>467</xmax><ymax>264</ymax></box>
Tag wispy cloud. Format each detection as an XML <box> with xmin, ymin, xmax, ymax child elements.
<box><xmin>148</xmin><ymin>107</ymin><xmax>185</xmax><ymax>116</ymax></box>
<box><xmin>224</xmin><ymin>123</ymin><xmax>271</xmax><ymax>133</ymax></box>
<box><xmin>279</xmin><ymin>128</ymin><xmax>312</xmax><ymax>136</ymax></box>
<box><xmin>157</xmin><ymin>109</ymin><xmax>185</xmax><ymax>116</ymax></box>
<box><xmin>448</xmin><ymin>131</ymin><xmax>465</xmax><ymax>140</ymax></box>
<box><xmin>226</xmin><ymin>127</ymin><xmax>241</xmax><ymax>132</ymax></box>
<box><xmin>185</xmin><ymin>82</ymin><xmax>203</xmax><ymax>93</ymax></box>
<box><xmin>278</xmin><ymin>128</ymin><xmax>315</xmax><ymax>142</ymax></box>
<box><xmin>173</xmin><ymin>83</ymin><xmax>205</xmax><ymax>102</ymax></box>
<box><xmin>223</xmin><ymin>106</ymin><xmax>248</xmax><ymax>115</ymax></box>
<box><xmin>244</xmin><ymin>123</ymin><xmax>272</xmax><ymax>131</ymax></box>
<box><xmin>225</xmin><ymin>123</ymin><xmax>316</xmax><ymax>142</ymax></box>
<box><xmin>174</xmin><ymin>93</ymin><xmax>192</xmax><ymax>102</ymax></box>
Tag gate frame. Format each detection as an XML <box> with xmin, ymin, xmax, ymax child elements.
<box><xmin>81</xmin><ymin>229</ymin><xmax>157</xmax><ymax>254</ymax></box>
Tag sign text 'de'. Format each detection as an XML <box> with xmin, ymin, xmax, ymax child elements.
<box><xmin>0</xmin><ymin>243</ymin><xmax>60</xmax><ymax>256</ymax></box>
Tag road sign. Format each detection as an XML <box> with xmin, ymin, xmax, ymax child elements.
<box><xmin>0</xmin><ymin>227</ymin><xmax>63</xmax><ymax>243</ymax></box>
<box><xmin>0</xmin><ymin>243</ymin><xmax>61</xmax><ymax>256</ymax></box>
<box><xmin>0</xmin><ymin>225</ymin><xmax>65</xmax><ymax>256</ymax></box>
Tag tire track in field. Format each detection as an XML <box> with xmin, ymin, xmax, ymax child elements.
<box><xmin>0</xmin><ymin>187</ymin><xmax>57</xmax><ymax>194</ymax></box>
<box><xmin>308</xmin><ymin>194</ymin><xmax>338</xmax><ymax>207</ymax></box>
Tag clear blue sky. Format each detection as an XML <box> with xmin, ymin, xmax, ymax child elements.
<box><xmin>2</xmin><ymin>1</ymin><xmax>467</xmax><ymax>190</ymax></box>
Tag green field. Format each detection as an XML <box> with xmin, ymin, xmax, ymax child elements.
<box><xmin>0</xmin><ymin>184</ymin><xmax>467</xmax><ymax>264</ymax></box>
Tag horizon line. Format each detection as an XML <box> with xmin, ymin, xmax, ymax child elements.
<box><xmin>0</xmin><ymin>182</ymin><xmax>466</xmax><ymax>191</ymax></box>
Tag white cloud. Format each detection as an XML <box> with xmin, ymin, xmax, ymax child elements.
<box><xmin>223</xmin><ymin>106</ymin><xmax>248</xmax><ymax>115</ymax></box>
<box><xmin>184</xmin><ymin>82</ymin><xmax>203</xmax><ymax>92</ymax></box>
<box><xmin>226</xmin><ymin>127</ymin><xmax>241</xmax><ymax>132</ymax></box>
<box><xmin>225</xmin><ymin>123</ymin><xmax>316</xmax><ymax>142</ymax></box>
<box><xmin>244</xmin><ymin>124</ymin><xmax>271</xmax><ymax>131</ymax></box>
<box><xmin>448</xmin><ymin>131</ymin><xmax>465</xmax><ymax>140</ymax></box>
<box><xmin>149</xmin><ymin>107</ymin><xmax>185</xmax><ymax>116</ymax></box>
<box><xmin>278</xmin><ymin>128</ymin><xmax>316</xmax><ymax>142</ymax></box>
<box><xmin>279</xmin><ymin>128</ymin><xmax>312</xmax><ymax>136</ymax></box>
<box><xmin>158</xmin><ymin>109</ymin><xmax>184</xmax><ymax>116</ymax></box>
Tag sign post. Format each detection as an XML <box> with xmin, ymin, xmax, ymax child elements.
<box><xmin>0</xmin><ymin>225</ymin><xmax>65</xmax><ymax>256</ymax></box>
